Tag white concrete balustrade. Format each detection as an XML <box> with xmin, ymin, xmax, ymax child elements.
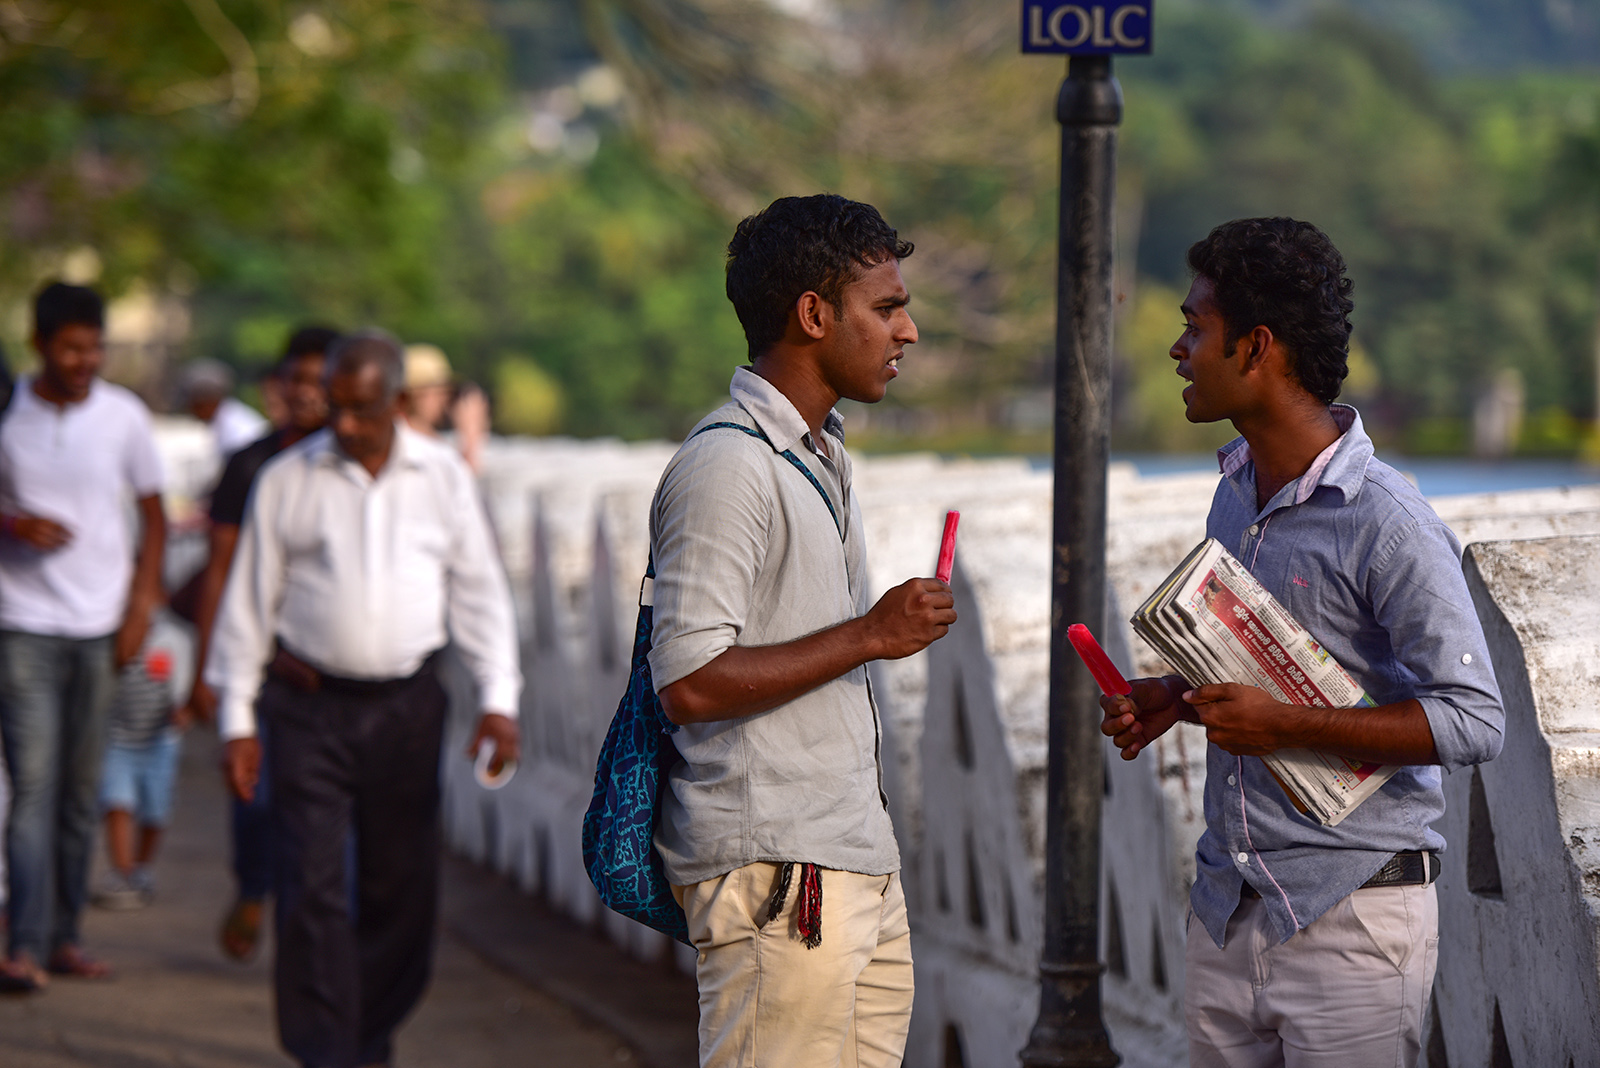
<box><xmin>150</xmin><ymin>421</ymin><xmax>1600</xmax><ymax>1068</ymax></box>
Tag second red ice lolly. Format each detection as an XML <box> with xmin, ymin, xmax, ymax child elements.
<box><xmin>1068</xmin><ymin>623</ymin><xmax>1131</xmax><ymax>697</ymax></box>
<box><xmin>935</xmin><ymin>510</ymin><xmax>960</xmax><ymax>584</ymax></box>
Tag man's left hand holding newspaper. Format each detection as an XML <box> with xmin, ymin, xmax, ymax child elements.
<box><xmin>1102</xmin><ymin>679</ymin><xmax>1442</xmax><ymax>766</ymax></box>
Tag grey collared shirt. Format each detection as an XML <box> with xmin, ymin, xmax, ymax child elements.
<box><xmin>648</xmin><ymin>368</ymin><xmax>899</xmax><ymax>885</ymax></box>
<box><xmin>1191</xmin><ymin>405</ymin><xmax>1504</xmax><ymax>947</ymax></box>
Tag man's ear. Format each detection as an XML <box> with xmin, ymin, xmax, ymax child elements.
<box><xmin>794</xmin><ymin>291</ymin><xmax>830</xmax><ymax>341</ymax></box>
<box><xmin>1239</xmin><ymin>325</ymin><xmax>1275</xmax><ymax>371</ymax></box>
<box><xmin>29</xmin><ymin>330</ymin><xmax>45</xmax><ymax>358</ymax></box>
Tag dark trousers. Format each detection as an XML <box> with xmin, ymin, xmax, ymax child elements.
<box><xmin>261</xmin><ymin>661</ymin><xmax>447</xmax><ymax>1068</ymax></box>
<box><xmin>232</xmin><ymin>721</ymin><xmax>275</xmax><ymax>901</ymax></box>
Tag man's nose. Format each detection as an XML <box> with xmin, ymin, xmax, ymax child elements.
<box><xmin>898</xmin><ymin>312</ymin><xmax>919</xmax><ymax>345</ymax></box>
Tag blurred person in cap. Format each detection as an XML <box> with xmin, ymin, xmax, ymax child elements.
<box><xmin>208</xmin><ymin>329</ymin><xmax>520</xmax><ymax>1068</ymax></box>
<box><xmin>182</xmin><ymin>359</ymin><xmax>269</xmax><ymax>461</ymax></box>
<box><xmin>0</xmin><ymin>281</ymin><xmax>165</xmax><ymax>989</ymax></box>
<box><xmin>182</xmin><ymin>325</ymin><xmax>338</xmax><ymax>962</ymax></box>
<box><xmin>404</xmin><ymin>343</ymin><xmax>488</xmax><ymax>475</ymax></box>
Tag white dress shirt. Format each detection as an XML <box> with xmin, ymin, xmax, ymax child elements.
<box><xmin>210</xmin><ymin>396</ymin><xmax>269</xmax><ymax>459</ymax></box>
<box><xmin>208</xmin><ymin>423</ymin><xmax>521</xmax><ymax>741</ymax></box>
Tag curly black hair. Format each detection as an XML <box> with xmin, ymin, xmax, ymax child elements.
<box><xmin>283</xmin><ymin>325</ymin><xmax>340</xmax><ymax>363</ymax></box>
<box><xmin>726</xmin><ymin>194</ymin><xmax>913</xmax><ymax>360</ymax></box>
<box><xmin>1186</xmin><ymin>218</ymin><xmax>1354</xmax><ymax>405</ymax></box>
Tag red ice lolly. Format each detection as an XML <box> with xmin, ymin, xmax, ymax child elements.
<box><xmin>1068</xmin><ymin>623</ymin><xmax>1130</xmax><ymax>697</ymax></box>
<box><xmin>935</xmin><ymin>510</ymin><xmax>960</xmax><ymax>584</ymax></box>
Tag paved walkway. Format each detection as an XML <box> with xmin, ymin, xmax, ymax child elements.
<box><xmin>0</xmin><ymin>733</ymin><xmax>698</xmax><ymax>1067</ymax></box>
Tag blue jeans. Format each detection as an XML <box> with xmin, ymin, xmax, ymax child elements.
<box><xmin>0</xmin><ymin>631</ymin><xmax>116</xmax><ymax>960</ymax></box>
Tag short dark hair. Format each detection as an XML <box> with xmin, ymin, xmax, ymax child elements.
<box><xmin>34</xmin><ymin>282</ymin><xmax>104</xmax><ymax>343</ymax></box>
<box><xmin>1186</xmin><ymin>218</ymin><xmax>1354</xmax><ymax>405</ymax></box>
<box><xmin>327</xmin><ymin>329</ymin><xmax>405</xmax><ymax>401</ymax></box>
<box><xmin>282</xmin><ymin>325</ymin><xmax>340</xmax><ymax>366</ymax></box>
<box><xmin>726</xmin><ymin>194</ymin><xmax>913</xmax><ymax>359</ymax></box>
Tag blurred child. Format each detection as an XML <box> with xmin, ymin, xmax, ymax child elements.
<box><xmin>92</xmin><ymin>611</ymin><xmax>193</xmax><ymax>910</ymax></box>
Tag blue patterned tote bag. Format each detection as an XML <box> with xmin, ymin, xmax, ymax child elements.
<box><xmin>581</xmin><ymin>420</ymin><xmax>841</xmax><ymax>942</ymax></box>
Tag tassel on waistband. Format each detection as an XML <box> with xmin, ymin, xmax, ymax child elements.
<box><xmin>758</xmin><ymin>862</ymin><xmax>823</xmax><ymax>949</ymax></box>
<box><xmin>797</xmin><ymin>863</ymin><xmax>822</xmax><ymax>949</ymax></box>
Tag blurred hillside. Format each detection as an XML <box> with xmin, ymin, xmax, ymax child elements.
<box><xmin>1234</xmin><ymin>0</ymin><xmax>1600</xmax><ymax>71</ymax></box>
<box><xmin>0</xmin><ymin>0</ymin><xmax>1597</xmax><ymax>455</ymax></box>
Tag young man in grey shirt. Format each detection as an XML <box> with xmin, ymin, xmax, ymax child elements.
<box><xmin>648</xmin><ymin>194</ymin><xmax>956</xmax><ymax>1067</ymax></box>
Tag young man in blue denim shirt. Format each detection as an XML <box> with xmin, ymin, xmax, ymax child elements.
<box><xmin>1102</xmin><ymin>218</ymin><xmax>1504</xmax><ymax>1067</ymax></box>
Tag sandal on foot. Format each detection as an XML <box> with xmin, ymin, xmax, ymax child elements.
<box><xmin>0</xmin><ymin>957</ymin><xmax>46</xmax><ymax>993</ymax></box>
<box><xmin>46</xmin><ymin>946</ymin><xmax>112</xmax><ymax>979</ymax></box>
<box><xmin>219</xmin><ymin>898</ymin><xmax>264</xmax><ymax>962</ymax></box>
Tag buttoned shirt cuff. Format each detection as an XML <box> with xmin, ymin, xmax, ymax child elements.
<box><xmin>480</xmin><ymin>677</ymin><xmax>521</xmax><ymax>717</ymax></box>
<box><xmin>218</xmin><ymin>695</ymin><xmax>258</xmax><ymax>742</ymax></box>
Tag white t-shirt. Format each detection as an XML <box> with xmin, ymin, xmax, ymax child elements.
<box><xmin>211</xmin><ymin>397</ymin><xmax>268</xmax><ymax>459</ymax></box>
<box><xmin>0</xmin><ymin>379</ymin><xmax>164</xmax><ymax>638</ymax></box>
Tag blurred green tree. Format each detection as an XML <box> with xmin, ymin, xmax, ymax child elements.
<box><xmin>0</xmin><ymin>0</ymin><xmax>501</xmax><ymax>378</ymax></box>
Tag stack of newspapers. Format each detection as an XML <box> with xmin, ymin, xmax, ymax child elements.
<box><xmin>1131</xmin><ymin>538</ymin><xmax>1398</xmax><ymax>826</ymax></box>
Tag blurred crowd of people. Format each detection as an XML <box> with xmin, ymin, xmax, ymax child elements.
<box><xmin>0</xmin><ymin>282</ymin><xmax>521</xmax><ymax>1068</ymax></box>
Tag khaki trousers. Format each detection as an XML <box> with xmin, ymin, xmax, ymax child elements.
<box><xmin>674</xmin><ymin>863</ymin><xmax>913</xmax><ymax>1068</ymax></box>
<box><xmin>1185</xmin><ymin>884</ymin><xmax>1439</xmax><ymax>1068</ymax></box>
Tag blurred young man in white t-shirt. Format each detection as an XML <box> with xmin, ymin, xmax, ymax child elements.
<box><xmin>0</xmin><ymin>282</ymin><xmax>165</xmax><ymax>991</ymax></box>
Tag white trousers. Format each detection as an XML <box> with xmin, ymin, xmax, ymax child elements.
<box><xmin>1185</xmin><ymin>885</ymin><xmax>1439</xmax><ymax>1068</ymax></box>
<box><xmin>675</xmin><ymin>863</ymin><xmax>914</xmax><ymax>1068</ymax></box>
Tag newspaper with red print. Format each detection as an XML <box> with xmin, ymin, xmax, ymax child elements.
<box><xmin>1131</xmin><ymin>538</ymin><xmax>1399</xmax><ymax>826</ymax></box>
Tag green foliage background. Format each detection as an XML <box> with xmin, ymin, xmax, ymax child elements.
<box><xmin>1</xmin><ymin>0</ymin><xmax>1597</xmax><ymax>454</ymax></box>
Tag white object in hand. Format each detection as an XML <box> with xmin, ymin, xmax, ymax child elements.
<box><xmin>474</xmin><ymin>737</ymin><xmax>516</xmax><ymax>790</ymax></box>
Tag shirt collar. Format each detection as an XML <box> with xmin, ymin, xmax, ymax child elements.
<box><xmin>309</xmin><ymin>421</ymin><xmax>426</xmax><ymax>474</ymax></box>
<box><xmin>1216</xmin><ymin>403</ymin><xmax>1373</xmax><ymax>509</ymax></box>
<box><xmin>17</xmin><ymin>375</ymin><xmax>98</xmax><ymax>412</ymax></box>
<box><xmin>728</xmin><ymin>367</ymin><xmax>843</xmax><ymax>454</ymax></box>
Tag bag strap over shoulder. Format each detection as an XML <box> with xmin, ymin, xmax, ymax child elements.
<box><xmin>692</xmin><ymin>419</ymin><xmax>842</xmax><ymax>539</ymax></box>
<box><xmin>640</xmin><ymin>417</ymin><xmax>848</xmax><ymax>608</ymax></box>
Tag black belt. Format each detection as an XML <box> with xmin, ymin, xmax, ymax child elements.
<box><xmin>269</xmin><ymin>642</ymin><xmax>442</xmax><ymax>698</ymax></box>
<box><xmin>1239</xmin><ymin>851</ymin><xmax>1440</xmax><ymax>899</ymax></box>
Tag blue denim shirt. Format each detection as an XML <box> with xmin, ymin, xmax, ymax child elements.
<box><xmin>1191</xmin><ymin>405</ymin><xmax>1504</xmax><ymax>947</ymax></box>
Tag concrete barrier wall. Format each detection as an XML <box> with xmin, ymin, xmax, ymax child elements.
<box><xmin>1422</xmin><ymin>536</ymin><xmax>1600</xmax><ymax>1068</ymax></box>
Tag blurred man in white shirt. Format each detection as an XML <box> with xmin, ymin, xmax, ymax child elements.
<box><xmin>0</xmin><ymin>282</ymin><xmax>166</xmax><ymax>990</ymax></box>
<box><xmin>207</xmin><ymin>330</ymin><xmax>519</xmax><ymax>1068</ymax></box>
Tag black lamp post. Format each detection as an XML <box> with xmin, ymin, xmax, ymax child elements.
<box><xmin>1018</xmin><ymin>52</ymin><xmax>1123</xmax><ymax>1068</ymax></box>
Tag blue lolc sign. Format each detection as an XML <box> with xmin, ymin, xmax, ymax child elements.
<box><xmin>1021</xmin><ymin>1</ymin><xmax>1153</xmax><ymax>54</ymax></box>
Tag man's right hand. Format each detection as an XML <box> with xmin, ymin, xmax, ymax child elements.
<box><xmin>222</xmin><ymin>737</ymin><xmax>262</xmax><ymax>803</ymax></box>
<box><xmin>1100</xmin><ymin>676</ymin><xmax>1193</xmax><ymax>760</ymax></box>
<box><xmin>9</xmin><ymin>515</ymin><xmax>72</xmax><ymax>552</ymax></box>
<box><xmin>182</xmin><ymin>679</ymin><xmax>219</xmax><ymax>727</ymax></box>
<box><xmin>861</xmin><ymin>577</ymin><xmax>957</xmax><ymax>660</ymax></box>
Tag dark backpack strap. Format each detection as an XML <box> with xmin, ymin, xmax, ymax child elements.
<box><xmin>692</xmin><ymin>420</ymin><xmax>842</xmax><ymax>539</ymax></box>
